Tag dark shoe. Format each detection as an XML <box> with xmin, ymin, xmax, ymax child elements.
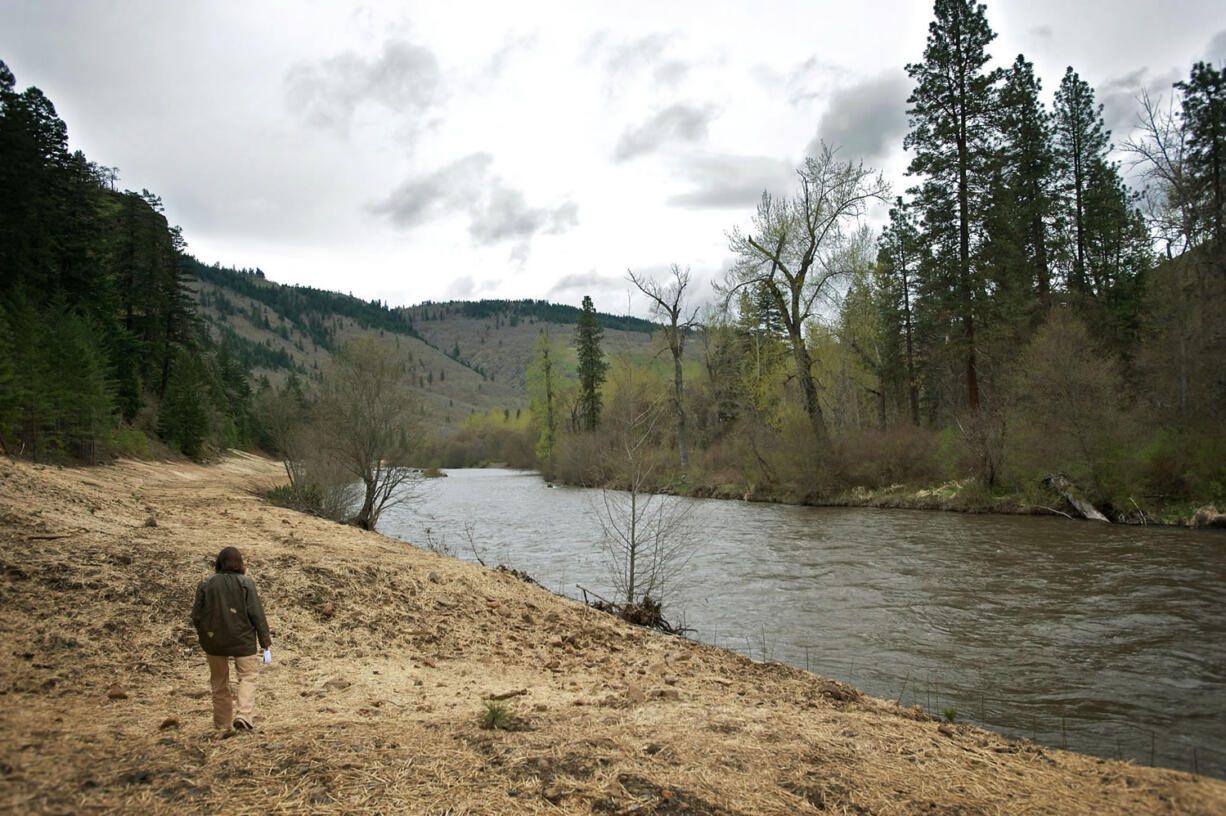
<box><xmin>232</xmin><ymin>718</ymin><xmax>253</xmax><ymax>731</ymax></box>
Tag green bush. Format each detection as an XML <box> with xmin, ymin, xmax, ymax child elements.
<box><xmin>265</xmin><ymin>482</ymin><xmax>323</xmax><ymax>514</ymax></box>
<box><xmin>108</xmin><ymin>427</ymin><xmax>152</xmax><ymax>459</ymax></box>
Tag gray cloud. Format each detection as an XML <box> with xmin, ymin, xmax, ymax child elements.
<box><xmin>668</xmin><ymin>154</ymin><xmax>795</xmax><ymax>209</ymax></box>
<box><xmin>1099</xmin><ymin>67</ymin><xmax>1179</xmax><ymax>143</ymax></box>
<box><xmin>469</xmin><ymin>190</ymin><xmax>578</xmax><ymax>245</ymax></box>
<box><xmin>1029</xmin><ymin>25</ymin><xmax>1054</xmax><ymax>42</ymax></box>
<box><xmin>807</xmin><ymin>72</ymin><xmax>909</xmax><ymax>164</ymax></box>
<box><xmin>285</xmin><ymin>39</ymin><xmax>441</xmax><ymax>133</ymax></box>
<box><xmin>1207</xmin><ymin>30</ymin><xmax>1226</xmax><ymax>64</ymax></box>
<box><xmin>654</xmin><ymin>60</ymin><xmax>691</xmax><ymax>87</ymax></box>
<box><xmin>370</xmin><ymin>153</ymin><xmax>491</xmax><ymax>228</ymax></box>
<box><xmin>371</xmin><ymin>153</ymin><xmax>578</xmax><ymax>255</ymax></box>
<box><xmin>585</xmin><ymin>30</ymin><xmax>691</xmax><ymax>95</ymax></box>
<box><xmin>785</xmin><ymin>55</ymin><xmax>844</xmax><ymax>107</ymax></box>
<box><xmin>547</xmin><ymin>271</ymin><xmax>625</xmax><ymax>303</ymax></box>
<box><xmin>614</xmin><ymin>103</ymin><xmax>717</xmax><ymax>161</ymax></box>
<box><xmin>480</xmin><ymin>31</ymin><xmax>539</xmax><ymax>81</ymax></box>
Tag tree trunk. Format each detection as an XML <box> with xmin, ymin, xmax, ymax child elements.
<box><xmin>355</xmin><ymin>476</ymin><xmax>377</xmax><ymax>530</ymax></box>
<box><xmin>672</xmin><ymin>350</ymin><xmax>687</xmax><ymax>475</ymax></box>
<box><xmin>789</xmin><ymin>331</ymin><xmax>831</xmax><ymax>457</ymax></box>
<box><xmin>957</xmin><ymin>112</ymin><xmax>980</xmax><ymax>412</ymax></box>
<box><xmin>626</xmin><ymin>490</ymin><xmax>637</xmax><ymax>605</ymax></box>
<box><xmin>1033</xmin><ymin>216</ymin><xmax>1051</xmax><ymax>313</ymax></box>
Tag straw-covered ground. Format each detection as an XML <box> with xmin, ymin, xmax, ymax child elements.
<box><xmin>2</xmin><ymin>453</ymin><xmax>1224</xmax><ymax>815</ymax></box>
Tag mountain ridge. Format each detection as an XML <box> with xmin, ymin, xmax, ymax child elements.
<box><xmin>189</xmin><ymin>260</ymin><xmax>664</xmax><ymax>433</ymax></box>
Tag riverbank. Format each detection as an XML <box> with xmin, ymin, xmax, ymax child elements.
<box><xmin>670</xmin><ymin>476</ymin><xmax>1226</xmax><ymax>529</ymax></box>
<box><xmin>2</xmin><ymin>454</ymin><xmax>1224</xmax><ymax>814</ymax></box>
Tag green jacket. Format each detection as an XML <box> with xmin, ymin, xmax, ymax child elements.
<box><xmin>191</xmin><ymin>572</ymin><xmax>271</xmax><ymax>657</ymax></box>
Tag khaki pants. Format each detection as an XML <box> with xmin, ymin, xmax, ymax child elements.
<box><xmin>207</xmin><ymin>653</ymin><xmax>260</xmax><ymax>729</ymax></box>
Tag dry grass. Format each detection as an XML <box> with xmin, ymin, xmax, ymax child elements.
<box><xmin>1</xmin><ymin>452</ymin><xmax>1223</xmax><ymax>815</ymax></box>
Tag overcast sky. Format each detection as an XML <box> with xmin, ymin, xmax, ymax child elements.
<box><xmin>3</xmin><ymin>1</ymin><xmax>1223</xmax><ymax>314</ymax></box>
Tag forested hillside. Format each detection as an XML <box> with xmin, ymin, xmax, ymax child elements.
<box><xmin>0</xmin><ymin>61</ymin><xmax>233</xmax><ymax>461</ymax></box>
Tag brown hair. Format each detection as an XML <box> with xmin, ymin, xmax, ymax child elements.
<box><xmin>214</xmin><ymin>546</ymin><xmax>245</xmax><ymax>574</ymax></box>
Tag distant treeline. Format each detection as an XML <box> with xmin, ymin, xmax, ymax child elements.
<box><xmin>412</xmin><ymin>298</ymin><xmax>658</xmax><ymax>334</ymax></box>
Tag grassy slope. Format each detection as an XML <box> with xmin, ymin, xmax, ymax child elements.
<box><xmin>1</xmin><ymin>454</ymin><xmax>1223</xmax><ymax>815</ymax></box>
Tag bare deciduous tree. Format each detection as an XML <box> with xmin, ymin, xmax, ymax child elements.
<box><xmin>628</xmin><ymin>264</ymin><xmax>699</xmax><ymax>475</ymax></box>
<box><xmin>720</xmin><ymin>144</ymin><xmax>888</xmax><ymax>466</ymax></box>
<box><xmin>1121</xmin><ymin>90</ymin><xmax>1197</xmax><ymax>257</ymax></box>
<box><xmin>594</xmin><ymin>360</ymin><xmax>695</xmax><ymax>608</ymax></box>
<box><xmin>316</xmin><ymin>337</ymin><xmax>422</xmax><ymax>531</ymax></box>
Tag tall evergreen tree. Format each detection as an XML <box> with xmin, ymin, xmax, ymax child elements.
<box><xmin>876</xmin><ymin>199</ymin><xmax>923</xmax><ymax>426</ymax></box>
<box><xmin>575</xmin><ymin>295</ymin><xmax>607</xmax><ymax>431</ymax></box>
<box><xmin>1176</xmin><ymin>61</ymin><xmax>1226</xmax><ymax>254</ymax></box>
<box><xmin>1052</xmin><ymin>67</ymin><xmax>1111</xmax><ymax>294</ymax></box>
<box><xmin>995</xmin><ymin>54</ymin><xmax>1057</xmax><ymax>314</ymax></box>
<box><xmin>904</xmin><ymin>0</ymin><xmax>1000</xmax><ymax>412</ymax></box>
<box><xmin>1053</xmin><ymin>67</ymin><xmax>1150</xmax><ymax>355</ymax></box>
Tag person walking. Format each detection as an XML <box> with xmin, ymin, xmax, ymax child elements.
<box><xmin>191</xmin><ymin>546</ymin><xmax>272</xmax><ymax>731</ymax></box>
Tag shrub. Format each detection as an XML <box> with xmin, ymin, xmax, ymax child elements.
<box><xmin>265</xmin><ymin>483</ymin><xmax>323</xmax><ymax>514</ymax></box>
<box><xmin>108</xmin><ymin>427</ymin><xmax>152</xmax><ymax>459</ymax></box>
<box><xmin>834</xmin><ymin>425</ymin><xmax>945</xmax><ymax>489</ymax></box>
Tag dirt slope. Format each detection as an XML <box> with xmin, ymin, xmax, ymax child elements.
<box><xmin>1</xmin><ymin>454</ymin><xmax>1223</xmax><ymax>815</ymax></box>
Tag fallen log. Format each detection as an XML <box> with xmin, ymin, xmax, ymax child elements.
<box><xmin>1043</xmin><ymin>474</ymin><xmax>1109</xmax><ymax>522</ymax></box>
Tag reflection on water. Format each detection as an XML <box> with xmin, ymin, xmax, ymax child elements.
<box><xmin>382</xmin><ymin>468</ymin><xmax>1226</xmax><ymax>778</ymax></box>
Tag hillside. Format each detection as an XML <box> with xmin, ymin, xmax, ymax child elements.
<box><xmin>189</xmin><ymin>263</ymin><xmax>663</xmax><ymax>433</ymax></box>
<box><xmin>2</xmin><ymin>453</ymin><xmax>1224</xmax><ymax>815</ymax></box>
<box><xmin>403</xmin><ymin>300</ymin><xmax>659</xmax><ymax>392</ymax></box>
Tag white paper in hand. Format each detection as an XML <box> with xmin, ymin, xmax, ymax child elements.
<box><xmin>262</xmin><ymin>648</ymin><xmax>272</xmax><ymax>664</ymax></box>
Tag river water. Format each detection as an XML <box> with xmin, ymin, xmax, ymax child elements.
<box><xmin>381</xmin><ymin>468</ymin><xmax>1226</xmax><ymax>778</ymax></box>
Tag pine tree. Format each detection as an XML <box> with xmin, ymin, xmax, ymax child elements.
<box><xmin>1053</xmin><ymin>67</ymin><xmax>1151</xmax><ymax>355</ymax></box>
<box><xmin>904</xmin><ymin>0</ymin><xmax>1000</xmax><ymax>412</ymax></box>
<box><xmin>876</xmin><ymin>200</ymin><xmax>923</xmax><ymax>425</ymax></box>
<box><xmin>575</xmin><ymin>295</ymin><xmax>607</xmax><ymax>431</ymax></box>
<box><xmin>1176</xmin><ymin>61</ymin><xmax>1226</xmax><ymax>253</ymax></box>
<box><xmin>995</xmin><ymin>55</ymin><xmax>1057</xmax><ymax>314</ymax></box>
<box><xmin>1053</xmin><ymin>67</ymin><xmax>1111</xmax><ymax>296</ymax></box>
<box><xmin>158</xmin><ymin>349</ymin><xmax>212</xmax><ymax>459</ymax></box>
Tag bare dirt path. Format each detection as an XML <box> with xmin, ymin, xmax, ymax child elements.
<box><xmin>2</xmin><ymin>453</ymin><xmax>1223</xmax><ymax>815</ymax></box>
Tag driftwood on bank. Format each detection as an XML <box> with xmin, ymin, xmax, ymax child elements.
<box><xmin>576</xmin><ymin>585</ymin><xmax>691</xmax><ymax>635</ymax></box>
<box><xmin>1043</xmin><ymin>474</ymin><xmax>1110</xmax><ymax>522</ymax></box>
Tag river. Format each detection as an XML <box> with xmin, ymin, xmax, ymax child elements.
<box><xmin>381</xmin><ymin>468</ymin><xmax>1226</xmax><ymax>779</ymax></box>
